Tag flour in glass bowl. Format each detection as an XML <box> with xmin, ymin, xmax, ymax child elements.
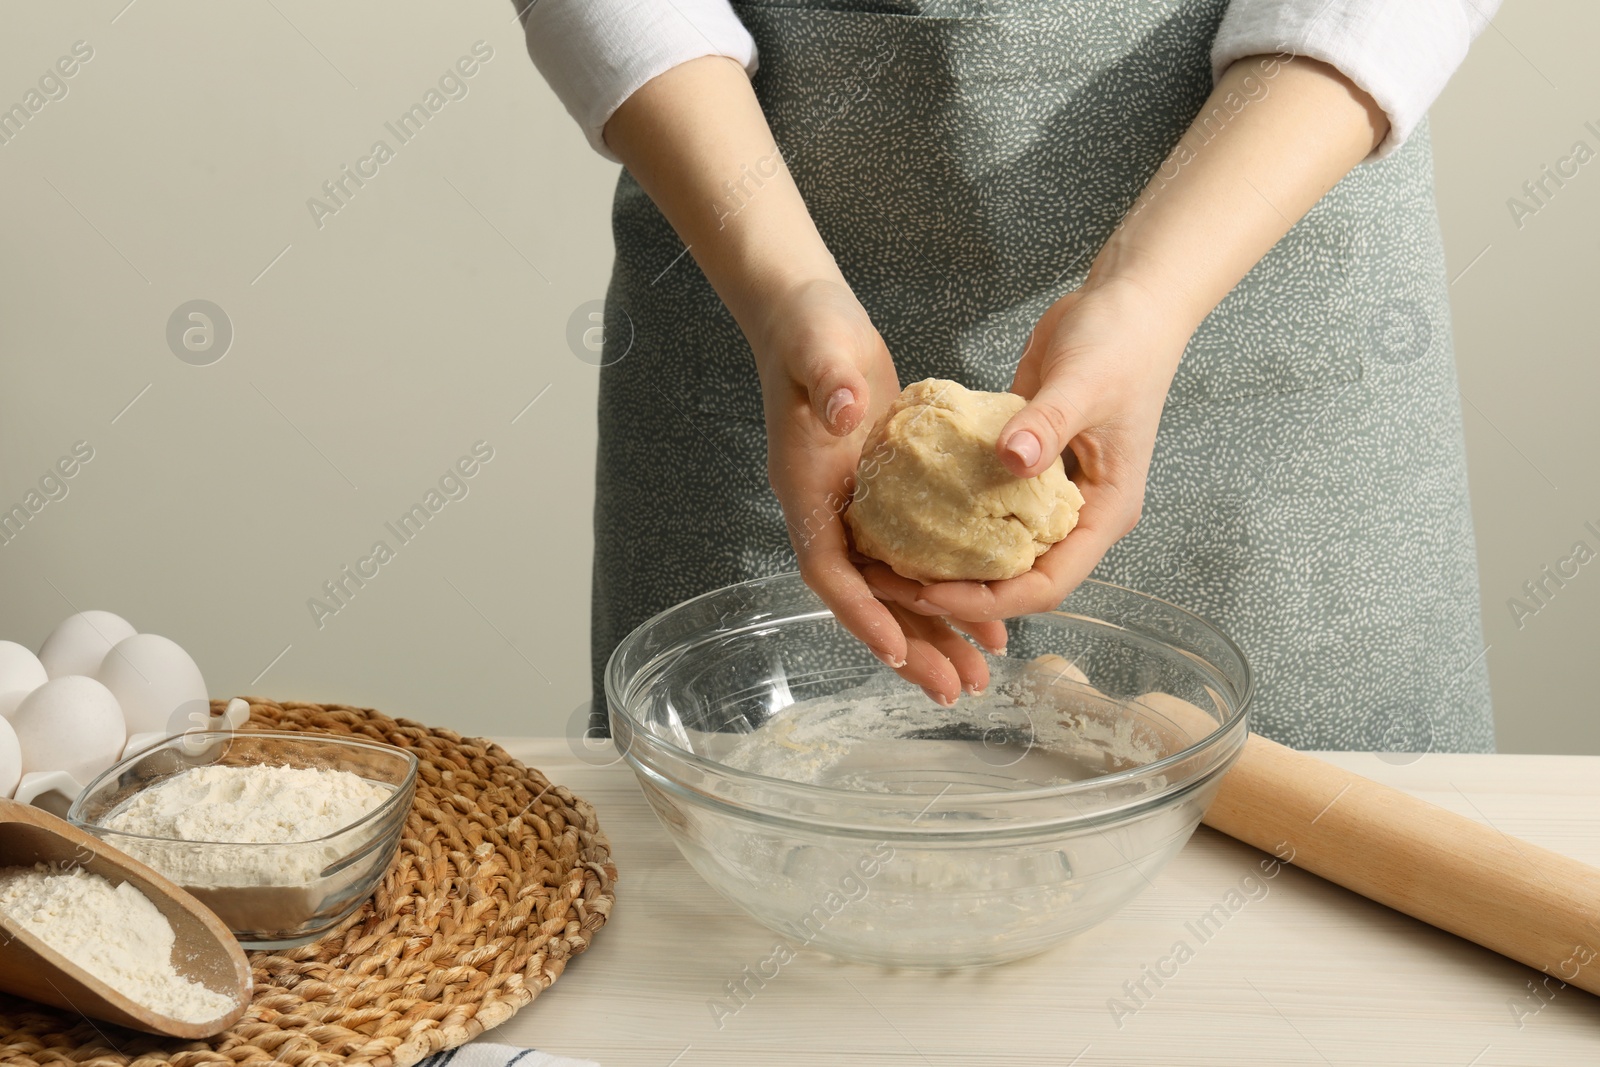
<box><xmin>698</xmin><ymin>671</ymin><xmax>1187</xmax><ymax>962</ymax></box>
<box><xmin>718</xmin><ymin>669</ymin><xmax>1170</xmax><ymax>791</ymax></box>
<box><xmin>103</xmin><ymin>764</ymin><xmax>395</xmax><ymax>886</ymax></box>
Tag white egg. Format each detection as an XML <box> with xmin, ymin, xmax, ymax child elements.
<box><xmin>0</xmin><ymin>716</ymin><xmax>20</xmax><ymax>796</ymax></box>
<box><xmin>0</xmin><ymin>641</ymin><xmax>48</xmax><ymax>719</ymax></box>
<box><xmin>97</xmin><ymin>633</ymin><xmax>209</xmax><ymax>737</ymax></box>
<box><xmin>11</xmin><ymin>675</ymin><xmax>125</xmax><ymax>783</ymax></box>
<box><xmin>37</xmin><ymin>610</ymin><xmax>138</xmax><ymax>679</ymax></box>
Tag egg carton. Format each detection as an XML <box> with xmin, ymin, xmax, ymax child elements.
<box><xmin>14</xmin><ymin>698</ymin><xmax>251</xmax><ymax>818</ymax></box>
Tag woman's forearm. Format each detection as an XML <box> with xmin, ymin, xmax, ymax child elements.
<box><xmin>603</xmin><ymin>55</ymin><xmax>842</xmax><ymax>347</ymax></box>
<box><xmin>1090</xmin><ymin>54</ymin><xmax>1389</xmax><ymax>333</ymax></box>
<box><xmin>606</xmin><ymin>51</ymin><xmax>1385</xmax><ymax>356</ymax></box>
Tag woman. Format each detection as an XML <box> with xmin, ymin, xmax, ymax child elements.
<box><xmin>526</xmin><ymin>0</ymin><xmax>1498</xmax><ymax>752</ymax></box>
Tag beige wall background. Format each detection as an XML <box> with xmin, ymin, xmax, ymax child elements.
<box><xmin>0</xmin><ymin>2</ymin><xmax>1593</xmax><ymax>754</ymax></box>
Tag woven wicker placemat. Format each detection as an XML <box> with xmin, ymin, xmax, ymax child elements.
<box><xmin>0</xmin><ymin>698</ymin><xmax>617</xmax><ymax>1067</ymax></box>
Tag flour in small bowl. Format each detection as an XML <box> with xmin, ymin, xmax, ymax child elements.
<box><xmin>106</xmin><ymin>764</ymin><xmax>393</xmax><ymax>843</ymax></box>
<box><xmin>0</xmin><ymin>864</ymin><xmax>236</xmax><ymax>1024</ymax></box>
<box><xmin>102</xmin><ymin>764</ymin><xmax>396</xmax><ymax>888</ymax></box>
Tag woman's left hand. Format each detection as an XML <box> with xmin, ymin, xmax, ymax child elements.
<box><xmin>859</xmin><ymin>275</ymin><xmax>1192</xmax><ymax>622</ymax></box>
<box><xmin>863</xmin><ymin>52</ymin><xmax>1390</xmax><ymax>632</ymax></box>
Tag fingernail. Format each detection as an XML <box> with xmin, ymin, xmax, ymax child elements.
<box><xmin>912</xmin><ymin>598</ymin><xmax>950</xmax><ymax>616</ymax></box>
<box><xmin>965</xmin><ymin>682</ymin><xmax>986</xmax><ymax>696</ymax></box>
<box><xmin>1004</xmin><ymin>430</ymin><xmax>1041</xmax><ymax>468</ymax></box>
<box><xmin>873</xmin><ymin>648</ymin><xmax>907</xmax><ymax>669</ymax></box>
<box><xmin>865</xmin><ymin>580</ymin><xmax>891</xmax><ymax>600</ymax></box>
<box><xmin>922</xmin><ymin>687</ymin><xmax>955</xmax><ymax>707</ymax></box>
<box><xmin>825</xmin><ymin>387</ymin><xmax>854</xmax><ymax>428</ymax></box>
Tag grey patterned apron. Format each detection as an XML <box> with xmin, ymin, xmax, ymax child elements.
<box><xmin>590</xmin><ymin>0</ymin><xmax>1495</xmax><ymax>753</ymax></box>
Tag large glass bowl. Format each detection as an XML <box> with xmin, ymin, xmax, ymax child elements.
<box><xmin>68</xmin><ymin>731</ymin><xmax>418</xmax><ymax>949</ymax></box>
<box><xmin>607</xmin><ymin>573</ymin><xmax>1251</xmax><ymax>969</ymax></box>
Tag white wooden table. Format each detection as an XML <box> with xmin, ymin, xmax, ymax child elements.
<box><xmin>488</xmin><ymin>740</ymin><xmax>1600</xmax><ymax>1065</ymax></box>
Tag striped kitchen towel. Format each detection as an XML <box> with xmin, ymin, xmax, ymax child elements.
<box><xmin>416</xmin><ymin>1044</ymin><xmax>600</xmax><ymax>1067</ymax></box>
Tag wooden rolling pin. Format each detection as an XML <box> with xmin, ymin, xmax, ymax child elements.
<box><xmin>1034</xmin><ymin>656</ymin><xmax>1600</xmax><ymax>995</ymax></box>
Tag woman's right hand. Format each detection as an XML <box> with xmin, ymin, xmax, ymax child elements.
<box><xmin>601</xmin><ymin>58</ymin><xmax>1000</xmax><ymax>701</ymax></box>
<box><xmin>748</xmin><ymin>277</ymin><xmax>1006</xmax><ymax>704</ymax></box>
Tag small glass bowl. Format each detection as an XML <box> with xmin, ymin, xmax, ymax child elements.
<box><xmin>68</xmin><ymin>730</ymin><xmax>418</xmax><ymax>949</ymax></box>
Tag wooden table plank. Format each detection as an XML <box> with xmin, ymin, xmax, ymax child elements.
<box><xmin>486</xmin><ymin>741</ymin><xmax>1600</xmax><ymax>1065</ymax></box>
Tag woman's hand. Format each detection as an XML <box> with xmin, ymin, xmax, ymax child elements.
<box><xmin>750</xmin><ymin>277</ymin><xmax>1006</xmax><ymax>702</ymax></box>
<box><xmin>604</xmin><ymin>58</ymin><xmax>1005</xmax><ymax>703</ymax></box>
<box><xmin>860</xmin><ymin>276</ymin><xmax>1191</xmax><ymax>621</ymax></box>
<box><xmin>861</xmin><ymin>55</ymin><xmax>1389</xmax><ymax>629</ymax></box>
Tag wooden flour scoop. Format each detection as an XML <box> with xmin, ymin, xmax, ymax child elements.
<box><xmin>1032</xmin><ymin>655</ymin><xmax>1600</xmax><ymax>995</ymax></box>
<box><xmin>0</xmin><ymin>798</ymin><xmax>251</xmax><ymax>1038</ymax></box>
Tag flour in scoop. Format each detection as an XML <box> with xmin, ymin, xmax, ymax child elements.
<box><xmin>104</xmin><ymin>764</ymin><xmax>394</xmax><ymax>886</ymax></box>
<box><xmin>0</xmin><ymin>864</ymin><xmax>235</xmax><ymax>1023</ymax></box>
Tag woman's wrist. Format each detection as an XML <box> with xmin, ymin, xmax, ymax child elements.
<box><xmin>603</xmin><ymin>56</ymin><xmax>851</xmax><ymax>362</ymax></box>
<box><xmin>726</xmin><ymin>253</ymin><xmax>850</xmax><ymax>358</ymax></box>
<box><xmin>1075</xmin><ymin>240</ymin><xmax>1206</xmax><ymax>383</ymax></box>
<box><xmin>1083</xmin><ymin>232</ymin><xmax>1211</xmax><ymax>342</ymax></box>
<box><xmin>1079</xmin><ymin>53</ymin><xmax>1389</xmax><ymax>362</ymax></box>
<box><xmin>742</xmin><ymin>273</ymin><xmax>871</xmax><ymax>385</ymax></box>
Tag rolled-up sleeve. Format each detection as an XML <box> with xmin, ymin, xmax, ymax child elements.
<box><xmin>521</xmin><ymin>0</ymin><xmax>759</xmax><ymax>162</ymax></box>
<box><xmin>1211</xmin><ymin>0</ymin><xmax>1501</xmax><ymax>160</ymax></box>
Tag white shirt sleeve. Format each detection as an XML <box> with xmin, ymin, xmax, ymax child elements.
<box><xmin>521</xmin><ymin>0</ymin><xmax>759</xmax><ymax>162</ymax></box>
<box><xmin>1211</xmin><ymin>0</ymin><xmax>1501</xmax><ymax>159</ymax></box>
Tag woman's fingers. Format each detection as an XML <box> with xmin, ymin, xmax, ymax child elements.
<box><xmin>798</xmin><ymin>544</ymin><xmax>910</xmax><ymax>669</ymax></box>
<box><xmin>808</xmin><ymin>361</ymin><xmax>870</xmax><ymax>436</ymax></box>
<box><xmin>840</xmin><ymin>550</ymin><xmax>1006</xmax><ymax>696</ymax></box>
<box><xmin>998</xmin><ymin>292</ymin><xmax>1097</xmax><ymax>479</ymax></box>
<box><xmin>996</xmin><ymin>378</ymin><xmax>1094</xmax><ymax>479</ymax></box>
<box><xmin>773</xmin><ymin>297</ymin><xmax>879</xmax><ymax>437</ymax></box>
<box><xmin>858</xmin><ymin>560</ymin><xmax>1010</xmax><ymax>652</ymax></box>
<box><xmin>814</xmin><ymin>550</ymin><xmax>1006</xmax><ymax>700</ymax></box>
<box><xmin>911</xmin><ymin>491</ymin><xmax>1133</xmax><ymax>620</ymax></box>
<box><xmin>830</xmin><ymin>587</ymin><xmax>992</xmax><ymax>703</ymax></box>
<box><xmin>831</xmin><ymin>282</ymin><xmax>1167</xmax><ymax>644</ymax></box>
<box><xmin>857</xmin><ymin>561</ymin><xmax>942</xmax><ymax>613</ymax></box>
<box><xmin>947</xmin><ymin>616</ymin><xmax>1009</xmax><ymax>655</ymax></box>
<box><xmin>1008</xmin><ymin>294</ymin><xmax>1072</xmax><ymax>401</ymax></box>
<box><xmin>919</xmin><ymin>615</ymin><xmax>993</xmax><ymax>696</ymax></box>
<box><xmin>883</xmin><ymin>603</ymin><xmax>987</xmax><ymax>704</ymax></box>
<box><xmin>772</xmin><ymin>346</ymin><xmax>869</xmax><ymax>436</ymax></box>
<box><xmin>900</xmin><ymin>640</ymin><xmax>961</xmax><ymax>704</ymax></box>
<box><xmin>781</xmin><ymin>448</ymin><xmax>910</xmax><ymax>669</ymax></box>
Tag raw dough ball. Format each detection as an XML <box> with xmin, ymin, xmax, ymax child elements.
<box><xmin>845</xmin><ymin>378</ymin><xmax>1084</xmax><ymax>582</ymax></box>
